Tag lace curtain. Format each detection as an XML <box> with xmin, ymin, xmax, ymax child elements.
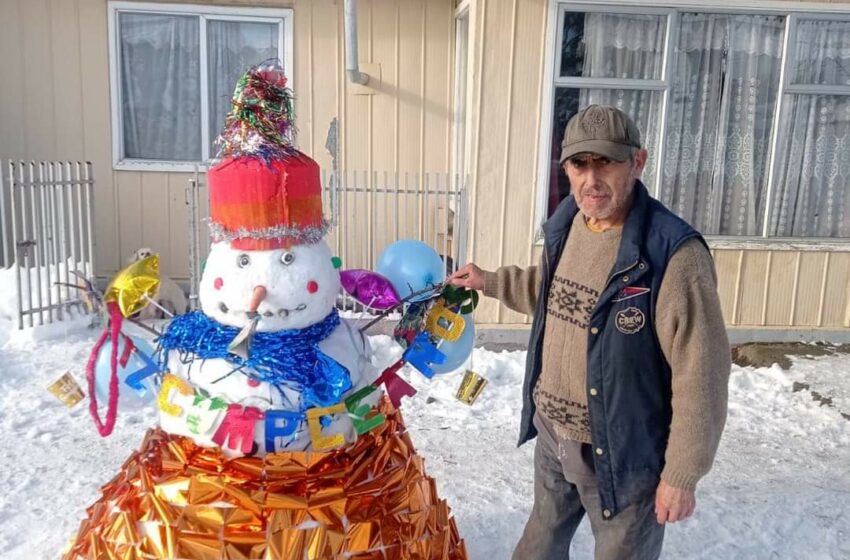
<box><xmin>581</xmin><ymin>14</ymin><xmax>665</xmax><ymax>194</ymax></box>
<box><xmin>771</xmin><ymin>20</ymin><xmax>850</xmax><ymax>238</ymax></box>
<box><xmin>660</xmin><ymin>14</ymin><xmax>784</xmax><ymax>236</ymax></box>
<box><xmin>572</xmin><ymin>12</ymin><xmax>850</xmax><ymax>237</ymax></box>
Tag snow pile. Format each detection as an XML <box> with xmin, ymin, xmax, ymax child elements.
<box><xmin>0</xmin><ymin>259</ymin><xmax>92</xmax><ymax>323</ymax></box>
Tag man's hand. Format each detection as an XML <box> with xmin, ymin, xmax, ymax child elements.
<box><xmin>448</xmin><ymin>263</ymin><xmax>486</xmax><ymax>291</ymax></box>
<box><xmin>655</xmin><ymin>481</ymin><xmax>695</xmax><ymax>524</ymax></box>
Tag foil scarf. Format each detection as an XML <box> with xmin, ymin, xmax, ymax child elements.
<box><xmin>158</xmin><ymin>310</ymin><xmax>351</xmax><ymax>408</ymax></box>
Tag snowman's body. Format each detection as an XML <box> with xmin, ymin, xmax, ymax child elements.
<box><xmin>158</xmin><ymin>239</ymin><xmax>383</xmax><ymax>456</ymax></box>
<box><xmin>65</xmin><ymin>63</ymin><xmax>468</xmax><ymax>560</ymax></box>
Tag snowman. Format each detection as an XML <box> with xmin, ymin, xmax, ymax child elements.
<box><xmin>63</xmin><ymin>62</ymin><xmax>467</xmax><ymax>560</ymax></box>
<box><xmin>156</xmin><ymin>82</ymin><xmax>381</xmax><ymax>456</ymax></box>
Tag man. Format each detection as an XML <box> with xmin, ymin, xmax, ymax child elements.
<box><xmin>449</xmin><ymin>105</ymin><xmax>730</xmax><ymax>560</ymax></box>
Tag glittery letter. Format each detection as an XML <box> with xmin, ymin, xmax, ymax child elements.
<box><xmin>212</xmin><ymin>404</ymin><xmax>265</xmax><ymax>454</ymax></box>
<box><xmin>403</xmin><ymin>333</ymin><xmax>447</xmax><ymax>379</ymax></box>
<box><xmin>184</xmin><ymin>398</ymin><xmax>224</xmax><ymax>435</ymax></box>
<box><xmin>344</xmin><ymin>386</ymin><xmax>386</xmax><ymax>435</ymax></box>
<box><xmin>158</xmin><ymin>374</ymin><xmax>193</xmax><ymax>417</ymax></box>
<box><xmin>373</xmin><ymin>360</ymin><xmax>417</xmax><ymax>407</ymax></box>
<box><xmin>306</xmin><ymin>404</ymin><xmax>346</xmax><ymax>450</ymax></box>
<box><xmin>123</xmin><ymin>349</ymin><xmax>160</xmax><ymax>398</ymax></box>
<box><xmin>264</xmin><ymin>410</ymin><xmax>302</xmax><ymax>452</ymax></box>
<box><xmin>425</xmin><ymin>300</ymin><xmax>465</xmax><ymax>342</ymax></box>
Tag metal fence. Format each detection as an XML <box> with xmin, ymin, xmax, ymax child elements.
<box><xmin>0</xmin><ymin>161</ymin><xmax>95</xmax><ymax>328</ymax></box>
<box><xmin>186</xmin><ymin>169</ymin><xmax>468</xmax><ymax>313</ymax></box>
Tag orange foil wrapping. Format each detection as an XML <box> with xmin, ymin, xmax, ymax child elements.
<box><xmin>64</xmin><ymin>399</ymin><xmax>467</xmax><ymax>560</ymax></box>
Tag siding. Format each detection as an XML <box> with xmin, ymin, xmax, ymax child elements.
<box><xmin>468</xmin><ymin>0</ymin><xmax>550</xmax><ymax>325</ymax></box>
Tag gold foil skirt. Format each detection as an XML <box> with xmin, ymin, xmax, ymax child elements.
<box><xmin>64</xmin><ymin>400</ymin><xmax>467</xmax><ymax>559</ymax></box>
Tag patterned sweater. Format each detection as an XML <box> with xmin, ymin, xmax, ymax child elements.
<box><xmin>483</xmin><ymin>212</ymin><xmax>731</xmax><ymax>491</ymax></box>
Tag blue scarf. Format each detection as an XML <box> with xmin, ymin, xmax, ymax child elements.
<box><xmin>158</xmin><ymin>310</ymin><xmax>351</xmax><ymax>408</ymax></box>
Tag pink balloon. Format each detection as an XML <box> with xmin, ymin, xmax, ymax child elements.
<box><xmin>340</xmin><ymin>269</ymin><xmax>401</xmax><ymax>310</ymax></box>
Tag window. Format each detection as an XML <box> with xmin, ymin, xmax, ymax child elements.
<box><xmin>108</xmin><ymin>2</ymin><xmax>293</xmax><ymax>171</ymax></box>
<box><xmin>771</xmin><ymin>19</ymin><xmax>850</xmax><ymax>238</ymax></box>
<box><xmin>540</xmin><ymin>6</ymin><xmax>850</xmax><ymax>240</ymax></box>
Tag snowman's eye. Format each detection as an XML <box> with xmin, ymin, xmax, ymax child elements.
<box><xmin>280</xmin><ymin>251</ymin><xmax>295</xmax><ymax>265</ymax></box>
<box><xmin>237</xmin><ymin>253</ymin><xmax>251</xmax><ymax>268</ymax></box>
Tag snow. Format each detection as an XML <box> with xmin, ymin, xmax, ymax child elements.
<box><xmin>0</xmin><ymin>259</ymin><xmax>92</xmax><ymax>324</ymax></box>
<box><xmin>0</xmin><ymin>317</ymin><xmax>849</xmax><ymax>559</ymax></box>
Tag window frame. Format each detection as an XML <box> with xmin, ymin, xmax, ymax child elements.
<box><xmin>107</xmin><ymin>1</ymin><xmax>294</xmax><ymax>172</ymax></box>
<box><xmin>452</xmin><ymin>1</ymin><xmax>473</xmax><ymax>183</ymax></box>
<box><xmin>536</xmin><ymin>0</ymin><xmax>850</xmax><ymax>245</ymax></box>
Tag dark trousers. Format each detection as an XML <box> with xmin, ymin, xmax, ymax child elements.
<box><xmin>512</xmin><ymin>414</ymin><xmax>665</xmax><ymax>560</ymax></box>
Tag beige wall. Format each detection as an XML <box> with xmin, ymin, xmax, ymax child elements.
<box><xmin>712</xmin><ymin>247</ymin><xmax>850</xmax><ymax>329</ymax></box>
<box><xmin>466</xmin><ymin>0</ymin><xmax>549</xmax><ymax>325</ymax></box>
<box><xmin>0</xmin><ymin>0</ymin><xmax>455</xmax><ymax>280</ymax></box>
<box><xmin>465</xmin><ymin>0</ymin><xmax>850</xmax><ymax>330</ymax></box>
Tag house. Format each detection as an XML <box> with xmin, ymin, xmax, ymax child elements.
<box><xmin>1</xmin><ymin>0</ymin><xmax>848</xmax><ymax>341</ymax></box>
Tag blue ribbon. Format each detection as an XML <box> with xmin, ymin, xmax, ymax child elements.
<box><xmin>157</xmin><ymin>310</ymin><xmax>351</xmax><ymax>408</ymax></box>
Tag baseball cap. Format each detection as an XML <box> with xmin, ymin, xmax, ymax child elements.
<box><xmin>560</xmin><ymin>105</ymin><xmax>642</xmax><ymax>164</ymax></box>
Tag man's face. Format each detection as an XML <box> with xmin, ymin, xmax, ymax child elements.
<box><xmin>564</xmin><ymin>149</ymin><xmax>648</xmax><ymax>223</ymax></box>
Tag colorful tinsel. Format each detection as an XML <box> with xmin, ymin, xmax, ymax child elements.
<box><xmin>215</xmin><ymin>59</ymin><xmax>296</xmax><ymax>162</ymax></box>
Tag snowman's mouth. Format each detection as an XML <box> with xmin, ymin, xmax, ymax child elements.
<box><xmin>218</xmin><ymin>302</ymin><xmax>307</xmax><ymax>318</ymax></box>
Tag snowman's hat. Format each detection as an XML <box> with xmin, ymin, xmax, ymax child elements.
<box><xmin>207</xmin><ymin>60</ymin><xmax>329</xmax><ymax>251</ymax></box>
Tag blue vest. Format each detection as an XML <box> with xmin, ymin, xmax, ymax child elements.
<box><xmin>520</xmin><ymin>181</ymin><xmax>706</xmax><ymax>517</ymax></box>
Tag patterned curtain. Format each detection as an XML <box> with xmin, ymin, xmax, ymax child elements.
<box><xmin>771</xmin><ymin>20</ymin><xmax>850</xmax><ymax>238</ymax></box>
<box><xmin>659</xmin><ymin>14</ymin><xmax>784</xmax><ymax>235</ymax></box>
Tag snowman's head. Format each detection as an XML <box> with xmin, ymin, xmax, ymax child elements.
<box><xmin>199</xmin><ymin>240</ymin><xmax>340</xmax><ymax>331</ymax></box>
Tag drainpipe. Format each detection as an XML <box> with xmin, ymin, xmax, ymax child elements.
<box><xmin>344</xmin><ymin>0</ymin><xmax>369</xmax><ymax>85</ymax></box>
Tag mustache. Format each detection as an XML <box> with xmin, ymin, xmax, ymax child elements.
<box><xmin>581</xmin><ymin>187</ymin><xmax>611</xmax><ymax>196</ymax></box>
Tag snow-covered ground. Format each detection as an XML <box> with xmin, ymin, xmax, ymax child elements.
<box><xmin>0</xmin><ymin>316</ymin><xmax>848</xmax><ymax>559</ymax></box>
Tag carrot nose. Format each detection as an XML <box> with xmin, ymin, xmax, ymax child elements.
<box><xmin>248</xmin><ymin>285</ymin><xmax>267</xmax><ymax>313</ymax></box>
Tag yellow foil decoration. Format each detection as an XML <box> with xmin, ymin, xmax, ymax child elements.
<box><xmin>158</xmin><ymin>373</ymin><xmax>193</xmax><ymax>417</ymax></box>
<box><xmin>103</xmin><ymin>254</ymin><xmax>161</xmax><ymax>318</ymax></box>
<box><xmin>455</xmin><ymin>369</ymin><xmax>488</xmax><ymax>405</ymax></box>
<box><xmin>306</xmin><ymin>403</ymin><xmax>347</xmax><ymax>450</ymax></box>
<box><xmin>47</xmin><ymin>371</ymin><xmax>85</xmax><ymax>408</ymax></box>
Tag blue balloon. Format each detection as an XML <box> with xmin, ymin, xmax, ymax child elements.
<box><xmin>376</xmin><ymin>240</ymin><xmax>446</xmax><ymax>302</ymax></box>
<box><xmin>430</xmin><ymin>313</ymin><xmax>475</xmax><ymax>375</ymax></box>
<box><xmin>93</xmin><ymin>335</ymin><xmax>159</xmax><ymax>410</ymax></box>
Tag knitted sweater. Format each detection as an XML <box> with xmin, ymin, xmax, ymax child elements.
<box><xmin>483</xmin><ymin>213</ymin><xmax>730</xmax><ymax>491</ymax></box>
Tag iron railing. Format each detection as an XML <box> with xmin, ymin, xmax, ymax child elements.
<box><xmin>185</xmin><ymin>169</ymin><xmax>468</xmax><ymax>313</ymax></box>
<box><xmin>0</xmin><ymin>161</ymin><xmax>95</xmax><ymax>328</ymax></box>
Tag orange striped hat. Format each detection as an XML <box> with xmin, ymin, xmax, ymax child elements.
<box><xmin>207</xmin><ymin>152</ymin><xmax>329</xmax><ymax>250</ymax></box>
<box><xmin>207</xmin><ymin>61</ymin><xmax>329</xmax><ymax>250</ymax></box>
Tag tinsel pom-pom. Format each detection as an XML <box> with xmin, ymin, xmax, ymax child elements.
<box><xmin>214</xmin><ymin>59</ymin><xmax>296</xmax><ymax>161</ymax></box>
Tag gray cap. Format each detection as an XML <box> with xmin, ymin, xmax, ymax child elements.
<box><xmin>560</xmin><ymin>105</ymin><xmax>642</xmax><ymax>164</ymax></box>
